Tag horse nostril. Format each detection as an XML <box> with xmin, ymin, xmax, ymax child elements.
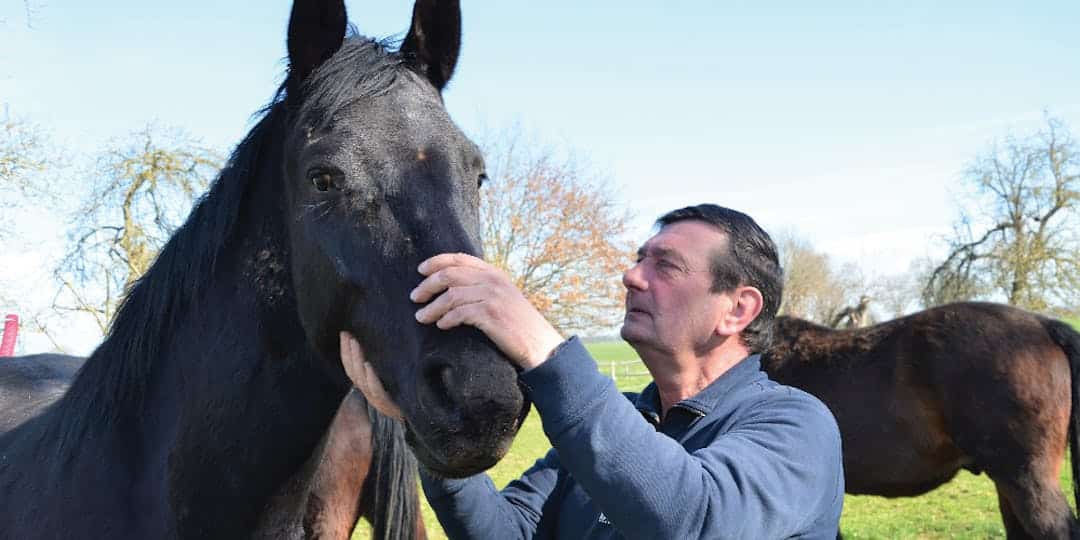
<box><xmin>422</xmin><ymin>361</ymin><xmax>458</xmax><ymax>409</ymax></box>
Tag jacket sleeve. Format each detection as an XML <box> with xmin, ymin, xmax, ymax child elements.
<box><xmin>519</xmin><ymin>337</ymin><xmax>843</xmax><ymax>540</ymax></box>
<box><xmin>420</xmin><ymin>447</ymin><xmax>563</xmax><ymax>540</ymax></box>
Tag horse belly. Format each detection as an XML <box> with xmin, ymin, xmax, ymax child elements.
<box><xmin>837</xmin><ymin>378</ymin><xmax>970</xmax><ymax>497</ymax></box>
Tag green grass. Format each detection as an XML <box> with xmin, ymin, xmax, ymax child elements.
<box><xmin>355</xmin><ymin>340</ymin><xmax>1078</xmax><ymax>539</ymax></box>
<box><xmin>582</xmin><ymin>339</ymin><xmax>638</xmax><ymax>362</ymax></box>
<box><xmin>585</xmin><ymin>339</ymin><xmax>652</xmax><ymax>392</ymax></box>
<box><xmin>842</xmin><ymin>459</ymin><xmax>1076</xmax><ymax>539</ymax></box>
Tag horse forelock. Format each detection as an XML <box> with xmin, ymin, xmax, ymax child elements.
<box><xmin>289</xmin><ymin>34</ymin><xmax>410</xmax><ymax>131</ymax></box>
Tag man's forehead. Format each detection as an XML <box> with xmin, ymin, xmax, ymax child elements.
<box><xmin>642</xmin><ymin>220</ymin><xmax>727</xmax><ymax>252</ymax></box>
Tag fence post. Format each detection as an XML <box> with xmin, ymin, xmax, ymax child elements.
<box><xmin>0</xmin><ymin>313</ymin><xmax>18</xmax><ymax>357</ymax></box>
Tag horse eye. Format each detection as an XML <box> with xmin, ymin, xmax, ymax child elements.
<box><xmin>477</xmin><ymin>173</ymin><xmax>488</xmax><ymax>188</ymax></box>
<box><xmin>309</xmin><ymin>171</ymin><xmax>334</xmax><ymax>192</ymax></box>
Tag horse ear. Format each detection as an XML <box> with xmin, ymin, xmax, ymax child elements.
<box><xmin>287</xmin><ymin>0</ymin><xmax>348</xmax><ymax>94</ymax></box>
<box><xmin>400</xmin><ymin>0</ymin><xmax>461</xmax><ymax>91</ymax></box>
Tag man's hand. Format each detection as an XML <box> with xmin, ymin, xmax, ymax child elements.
<box><xmin>339</xmin><ymin>331</ymin><xmax>404</xmax><ymax>421</ymax></box>
<box><xmin>412</xmin><ymin>253</ymin><xmax>564</xmax><ymax>370</ymax></box>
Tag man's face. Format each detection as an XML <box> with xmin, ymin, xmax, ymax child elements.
<box><xmin>620</xmin><ymin>220</ymin><xmax>729</xmax><ymax>355</ymax></box>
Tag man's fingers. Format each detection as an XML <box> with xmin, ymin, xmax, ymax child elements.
<box><xmin>362</xmin><ymin>361</ymin><xmax>404</xmax><ymax>420</ymax></box>
<box><xmin>417</xmin><ymin>252</ymin><xmax>486</xmax><ymax>276</ymax></box>
<box><xmin>339</xmin><ymin>331</ymin><xmax>405</xmax><ymax>421</ymax></box>
<box><xmin>411</xmin><ymin>265</ymin><xmax>487</xmax><ymax>304</ymax></box>
<box><xmin>340</xmin><ymin>331</ymin><xmax>367</xmax><ymax>388</ymax></box>
<box><xmin>434</xmin><ymin>302</ymin><xmax>485</xmax><ymax>331</ymax></box>
<box><xmin>415</xmin><ymin>285</ymin><xmax>486</xmax><ymax>324</ymax></box>
<box><xmin>340</xmin><ymin>332</ymin><xmax>357</xmax><ymax>381</ymax></box>
<box><xmin>409</xmin><ymin>268</ymin><xmax>452</xmax><ymax>303</ymax></box>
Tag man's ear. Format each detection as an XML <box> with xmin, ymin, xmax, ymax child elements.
<box><xmin>715</xmin><ymin>286</ymin><xmax>764</xmax><ymax>337</ymax></box>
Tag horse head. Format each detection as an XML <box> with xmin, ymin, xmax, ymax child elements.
<box><xmin>281</xmin><ymin>0</ymin><xmax>525</xmax><ymax>478</ymax></box>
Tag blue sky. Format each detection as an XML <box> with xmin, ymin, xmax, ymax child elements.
<box><xmin>2</xmin><ymin>0</ymin><xmax>1079</xmax><ymax>353</ymax></box>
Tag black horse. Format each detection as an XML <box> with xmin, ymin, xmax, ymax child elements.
<box><xmin>764</xmin><ymin>302</ymin><xmax>1080</xmax><ymax>539</ymax></box>
<box><xmin>0</xmin><ymin>355</ymin><xmax>419</xmax><ymax>539</ymax></box>
<box><xmin>0</xmin><ymin>354</ymin><xmax>84</xmax><ymax>433</ymax></box>
<box><xmin>0</xmin><ymin>1</ymin><xmax>526</xmax><ymax>537</ymax></box>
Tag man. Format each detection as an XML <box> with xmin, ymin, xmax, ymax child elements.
<box><xmin>342</xmin><ymin>204</ymin><xmax>844</xmax><ymax>539</ymax></box>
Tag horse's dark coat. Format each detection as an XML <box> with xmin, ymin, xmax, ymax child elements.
<box><xmin>0</xmin><ymin>356</ymin><xmax>421</xmax><ymax>539</ymax></box>
<box><xmin>0</xmin><ymin>354</ymin><xmax>83</xmax><ymax>433</ymax></box>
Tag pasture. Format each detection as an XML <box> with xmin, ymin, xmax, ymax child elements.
<box><xmin>354</xmin><ymin>328</ymin><xmax>1080</xmax><ymax>539</ymax></box>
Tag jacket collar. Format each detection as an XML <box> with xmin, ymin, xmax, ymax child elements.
<box><xmin>635</xmin><ymin>354</ymin><xmax>765</xmax><ymax>423</ymax></box>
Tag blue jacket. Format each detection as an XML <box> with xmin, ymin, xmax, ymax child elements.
<box><xmin>421</xmin><ymin>337</ymin><xmax>844</xmax><ymax>539</ymax></box>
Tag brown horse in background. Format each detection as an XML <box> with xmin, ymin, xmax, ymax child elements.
<box><xmin>763</xmin><ymin>302</ymin><xmax>1080</xmax><ymax>539</ymax></box>
<box><xmin>259</xmin><ymin>389</ymin><xmax>427</xmax><ymax>539</ymax></box>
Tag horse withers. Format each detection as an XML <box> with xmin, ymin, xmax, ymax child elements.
<box><xmin>764</xmin><ymin>302</ymin><xmax>1080</xmax><ymax>539</ymax></box>
<box><xmin>0</xmin><ymin>1</ymin><xmax>525</xmax><ymax>538</ymax></box>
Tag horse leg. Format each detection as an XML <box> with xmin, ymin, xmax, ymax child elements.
<box><xmin>304</xmin><ymin>392</ymin><xmax>374</xmax><ymax>539</ymax></box>
<box><xmin>994</xmin><ymin>484</ymin><xmax>1030</xmax><ymax>540</ymax></box>
<box><xmin>990</xmin><ymin>473</ymin><xmax>1075</xmax><ymax>540</ymax></box>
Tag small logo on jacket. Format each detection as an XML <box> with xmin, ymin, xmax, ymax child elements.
<box><xmin>597</xmin><ymin>512</ymin><xmax>611</xmax><ymax>525</ymax></box>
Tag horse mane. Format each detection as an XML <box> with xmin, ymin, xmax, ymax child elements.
<box><xmin>49</xmin><ymin>109</ymin><xmax>280</xmax><ymax>447</ymax></box>
<box><xmin>47</xmin><ymin>34</ymin><xmax>410</xmax><ymax>448</ymax></box>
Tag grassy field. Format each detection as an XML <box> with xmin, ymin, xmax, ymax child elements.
<box><xmin>355</xmin><ymin>338</ymin><xmax>1078</xmax><ymax>539</ymax></box>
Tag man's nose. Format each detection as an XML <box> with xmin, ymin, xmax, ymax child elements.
<box><xmin>622</xmin><ymin>262</ymin><xmax>647</xmax><ymax>291</ymax></box>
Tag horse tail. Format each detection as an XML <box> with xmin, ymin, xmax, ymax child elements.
<box><xmin>357</xmin><ymin>391</ymin><xmax>422</xmax><ymax>540</ymax></box>
<box><xmin>1043</xmin><ymin>317</ymin><xmax>1080</xmax><ymax>517</ymax></box>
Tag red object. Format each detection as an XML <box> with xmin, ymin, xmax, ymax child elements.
<box><xmin>0</xmin><ymin>314</ymin><xmax>18</xmax><ymax>357</ymax></box>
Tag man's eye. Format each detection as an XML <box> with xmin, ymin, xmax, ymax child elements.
<box><xmin>655</xmin><ymin>260</ymin><xmax>680</xmax><ymax>274</ymax></box>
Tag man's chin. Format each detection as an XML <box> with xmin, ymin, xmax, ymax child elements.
<box><xmin>619</xmin><ymin>323</ymin><xmax>646</xmax><ymax>345</ymax></box>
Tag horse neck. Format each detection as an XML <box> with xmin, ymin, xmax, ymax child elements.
<box><xmin>41</xmin><ymin>121</ymin><xmax>348</xmax><ymax>534</ymax></box>
<box><xmin>157</xmin><ymin>251</ymin><xmax>347</xmax><ymax>535</ymax></box>
<box><xmin>766</xmin><ymin>316</ymin><xmax>896</xmax><ymax>379</ymax></box>
<box><xmin>764</xmin><ymin>318</ymin><xmax>837</xmax><ymax>373</ymax></box>
<box><xmin>151</xmin><ymin>157</ymin><xmax>347</xmax><ymax>535</ymax></box>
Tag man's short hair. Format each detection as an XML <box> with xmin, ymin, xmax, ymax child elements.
<box><xmin>656</xmin><ymin>204</ymin><xmax>782</xmax><ymax>353</ymax></box>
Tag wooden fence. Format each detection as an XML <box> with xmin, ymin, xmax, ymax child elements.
<box><xmin>604</xmin><ymin>358</ymin><xmax>651</xmax><ymax>390</ymax></box>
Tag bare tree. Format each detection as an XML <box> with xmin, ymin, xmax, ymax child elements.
<box><xmin>777</xmin><ymin>233</ymin><xmax>834</xmax><ymax>320</ymax></box>
<box><xmin>23</xmin><ymin>0</ymin><xmax>40</xmax><ymax>27</ymax></box>
<box><xmin>924</xmin><ymin>116</ymin><xmax>1080</xmax><ymax>314</ymax></box>
<box><xmin>830</xmin><ymin>295</ymin><xmax>872</xmax><ymax>329</ymax></box>
<box><xmin>0</xmin><ymin>110</ymin><xmax>60</xmax><ymax>352</ymax></box>
<box><xmin>479</xmin><ymin>128</ymin><xmax>633</xmax><ymax>335</ymax></box>
<box><xmin>0</xmin><ymin>1</ymin><xmax>42</xmax><ymax>28</ymax></box>
<box><xmin>776</xmin><ymin>231</ymin><xmax>867</xmax><ymax>324</ymax></box>
<box><xmin>51</xmin><ymin>124</ymin><xmax>221</xmax><ymax>334</ymax></box>
<box><xmin>867</xmin><ymin>269</ymin><xmax>921</xmax><ymax>320</ymax></box>
<box><xmin>0</xmin><ymin>111</ymin><xmax>51</xmax><ymax>209</ymax></box>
